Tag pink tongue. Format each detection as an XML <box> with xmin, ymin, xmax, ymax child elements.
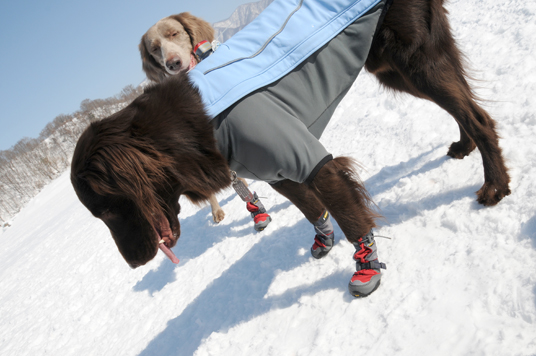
<box><xmin>159</xmin><ymin>242</ymin><xmax>180</xmax><ymax>264</ymax></box>
<box><xmin>188</xmin><ymin>54</ymin><xmax>197</xmax><ymax>71</ymax></box>
<box><xmin>154</xmin><ymin>214</ymin><xmax>179</xmax><ymax>264</ymax></box>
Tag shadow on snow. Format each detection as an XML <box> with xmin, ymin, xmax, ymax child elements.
<box><xmin>137</xmin><ymin>221</ymin><xmax>349</xmax><ymax>356</ymax></box>
<box><xmin>136</xmin><ymin>146</ymin><xmax>495</xmax><ymax>355</ymax></box>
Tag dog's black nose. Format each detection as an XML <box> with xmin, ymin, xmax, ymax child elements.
<box><xmin>166</xmin><ymin>57</ymin><xmax>181</xmax><ymax>71</ymax></box>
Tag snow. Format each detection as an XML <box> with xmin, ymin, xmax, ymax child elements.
<box><xmin>1</xmin><ymin>0</ymin><xmax>536</xmax><ymax>355</ymax></box>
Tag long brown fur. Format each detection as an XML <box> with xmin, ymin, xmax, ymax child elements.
<box><xmin>71</xmin><ymin>76</ymin><xmax>231</xmax><ymax>267</ymax></box>
<box><xmin>139</xmin><ymin>12</ymin><xmax>232</xmax><ymax>223</ymax></box>
<box><xmin>368</xmin><ymin>0</ymin><xmax>510</xmax><ymax>204</ymax></box>
<box><xmin>72</xmin><ymin>0</ymin><xmax>511</xmax><ymax>267</ymax></box>
<box><xmin>273</xmin><ymin>157</ymin><xmax>381</xmax><ymax>243</ymax></box>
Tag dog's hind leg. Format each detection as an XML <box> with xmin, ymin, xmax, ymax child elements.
<box><xmin>367</xmin><ymin>0</ymin><xmax>510</xmax><ymax>206</ymax></box>
<box><xmin>417</xmin><ymin>84</ymin><xmax>511</xmax><ymax>206</ymax></box>
<box><xmin>371</xmin><ymin>68</ymin><xmax>478</xmax><ymax>159</ymax></box>
<box><xmin>366</xmin><ymin>56</ymin><xmax>477</xmax><ymax>159</ymax></box>
<box><xmin>373</xmin><ymin>64</ymin><xmax>510</xmax><ymax>205</ymax></box>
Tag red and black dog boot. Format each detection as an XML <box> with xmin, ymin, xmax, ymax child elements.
<box><xmin>348</xmin><ymin>230</ymin><xmax>386</xmax><ymax>298</ymax></box>
<box><xmin>311</xmin><ymin>210</ymin><xmax>335</xmax><ymax>259</ymax></box>
<box><xmin>246</xmin><ymin>192</ymin><xmax>272</xmax><ymax>231</ymax></box>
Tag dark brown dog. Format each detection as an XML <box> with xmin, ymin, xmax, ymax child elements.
<box><xmin>71</xmin><ymin>0</ymin><xmax>510</xmax><ymax>268</ymax></box>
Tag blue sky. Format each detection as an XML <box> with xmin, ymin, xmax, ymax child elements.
<box><xmin>0</xmin><ymin>0</ymin><xmax>253</xmax><ymax>151</ymax></box>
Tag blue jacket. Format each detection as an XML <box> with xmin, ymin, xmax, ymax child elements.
<box><xmin>207</xmin><ymin>0</ymin><xmax>385</xmax><ymax>183</ymax></box>
<box><xmin>189</xmin><ymin>0</ymin><xmax>381</xmax><ymax>118</ymax></box>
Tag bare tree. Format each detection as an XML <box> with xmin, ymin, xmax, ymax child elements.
<box><xmin>1</xmin><ymin>83</ymin><xmax>146</xmax><ymax>224</ymax></box>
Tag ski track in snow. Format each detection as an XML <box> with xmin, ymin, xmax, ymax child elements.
<box><xmin>1</xmin><ymin>0</ymin><xmax>536</xmax><ymax>355</ymax></box>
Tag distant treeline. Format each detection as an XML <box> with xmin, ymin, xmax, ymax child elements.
<box><xmin>0</xmin><ymin>85</ymin><xmax>143</xmax><ymax>225</ymax></box>
<box><xmin>0</xmin><ymin>0</ymin><xmax>273</xmax><ymax>225</ymax></box>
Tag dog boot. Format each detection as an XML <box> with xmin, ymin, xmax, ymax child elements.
<box><xmin>246</xmin><ymin>192</ymin><xmax>272</xmax><ymax>231</ymax></box>
<box><xmin>348</xmin><ymin>230</ymin><xmax>386</xmax><ymax>298</ymax></box>
<box><xmin>311</xmin><ymin>210</ymin><xmax>335</xmax><ymax>259</ymax></box>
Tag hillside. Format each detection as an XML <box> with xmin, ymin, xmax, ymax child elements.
<box><xmin>1</xmin><ymin>0</ymin><xmax>535</xmax><ymax>355</ymax></box>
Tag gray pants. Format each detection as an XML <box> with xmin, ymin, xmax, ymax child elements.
<box><xmin>211</xmin><ymin>0</ymin><xmax>384</xmax><ymax>184</ymax></box>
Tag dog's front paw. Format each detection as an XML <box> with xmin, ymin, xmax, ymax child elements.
<box><xmin>447</xmin><ymin>140</ymin><xmax>476</xmax><ymax>159</ymax></box>
<box><xmin>212</xmin><ymin>208</ymin><xmax>226</xmax><ymax>223</ymax></box>
<box><xmin>476</xmin><ymin>182</ymin><xmax>511</xmax><ymax>206</ymax></box>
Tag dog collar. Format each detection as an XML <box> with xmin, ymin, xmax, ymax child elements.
<box><xmin>194</xmin><ymin>40</ymin><xmax>221</xmax><ymax>62</ymax></box>
<box><xmin>194</xmin><ymin>40</ymin><xmax>214</xmax><ymax>61</ymax></box>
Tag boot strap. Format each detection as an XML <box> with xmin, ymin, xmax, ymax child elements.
<box><xmin>356</xmin><ymin>260</ymin><xmax>386</xmax><ymax>271</ymax></box>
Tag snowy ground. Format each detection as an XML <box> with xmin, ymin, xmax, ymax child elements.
<box><xmin>1</xmin><ymin>0</ymin><xmax>536</xmax><ymax>355</ymax></box>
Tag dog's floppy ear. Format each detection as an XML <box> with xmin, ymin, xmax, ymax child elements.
<box><xmin>139</xmin><ymin>33</ymin><xmax>167</xmax><ymax>83</ymax></box>
<box><xmin>172</xmin><ymin>12</ymin><xmax>215</xmax><ymax>48</ymax></box>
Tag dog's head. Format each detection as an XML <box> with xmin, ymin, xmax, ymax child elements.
<box><xmin>139</xmin><ymin>12</ymin><xmax>214</xmax><ymax>83</ymax></box>
<box><xmin>71</xmin><ymin>76</ymin><xmax>230</xmax><ymax>268</ymax></box>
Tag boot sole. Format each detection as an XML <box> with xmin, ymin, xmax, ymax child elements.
<box><xmin>254</xmin><ymin>216</ymin><xmax>272</xmax><ymax>231</ymax></box>
<box><xmin>349</xmin><ymin>280</ymin><xmax>381</xmax><ymax>298</ymax></box>
<box><xmin>310</xmin><ymin>246</ymin><xmax>332</xmax><ymax>259</ymax></box>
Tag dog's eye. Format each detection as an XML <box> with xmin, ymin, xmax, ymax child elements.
<box><xmin>151</xmin><ymin>47</ymin><xmax>159</xmax><ymax>53</ymax></box>
<box><xmin>172</xmin><ymin>32</ymin><xmax>178</xmax><ymax>37</ymax></box>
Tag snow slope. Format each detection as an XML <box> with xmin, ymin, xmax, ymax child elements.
<box><xmin>1</xmin><ymin>0</ymin><xmax>536</xmax><ymax>355</ymax></box>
